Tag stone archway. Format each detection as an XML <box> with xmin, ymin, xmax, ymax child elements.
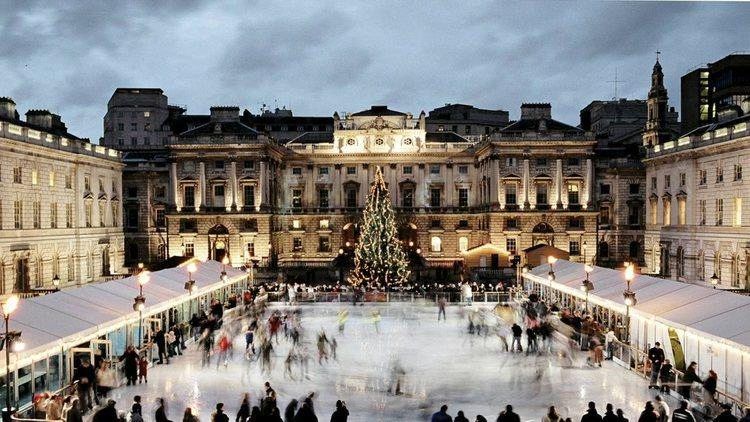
<box><xmin>208</xmin><ymin>223</ymin><xmax>230</xmax><ymax>262</ymax></box>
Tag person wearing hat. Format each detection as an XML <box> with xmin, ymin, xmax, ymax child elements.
<box><xmin>212</xmin><ymin>402</ymin><xmax>229</xmax><ymax>422</ymax></box>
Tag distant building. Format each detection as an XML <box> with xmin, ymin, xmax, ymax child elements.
<box><xmin>681</xmin><ymin>53</ymin><xmax>750</xmax><ymax>134</ymax></box>
<box><xmin>425</xmin><ymin>103</ymin><xmax>509</xmax><ymax>141</ymax></box>
<box><xmin>0</xmin><ymin>98</ymin><xmax>124</xmax><ymax>293</ymax></box>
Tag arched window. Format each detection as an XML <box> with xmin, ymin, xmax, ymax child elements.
<box><xmin>431</xmin><ymin>236</ymin><xmax>442</xmax><ymax>253</ymax></box>
<box><xmin>458</xmin><ymin>237</ymin><xmax>469</xmax><ymax>253</ymax></box>
<box><xmin>598</xmin><ymin>242</ymin><xmax>609</xmax><ymax>259</ymax></box>
<box><xmin>532</xmin><ymin>222</ymin><xmax>554</xmax><ymax>233</ymax></box>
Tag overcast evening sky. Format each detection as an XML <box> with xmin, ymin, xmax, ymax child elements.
<box><xmin>2</xmin><ymin>1</ymin><xmax>750</xmax><ymax>141</ymax></box>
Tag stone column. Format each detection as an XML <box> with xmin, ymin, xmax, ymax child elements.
<box><xmin>389</xmin><ymin>164</ymin><xmax>398</xmax><ymax>206</ymax></box>
<box><xmin>522</xmin><ymin>158</ymin><xmax>530</xmax><ymax>208</ymax></box>
<box><xmin>416</xmin><ymin>164</ymin><xmax>425</xmax><ymax>208</ymax></box>
<box><xmin>229</xmin><ymin>161</ymin><xmax>238</xmax><ymax>210</ymax></box>
<box><xmin>198</xmin><ymin>161</ymin><xmax>206</xmax><ymax>211</ymax></box>
<box><xmin>333</xmin><ymin>164</ymin><xmax>341</xmax><ymax>209</ymax></box>
<box><xmin>490</xmin><ymin>157</ymin><xmax>500</xmax><ymax>206</ymax></box>
<box><xmin>555</xmin><ymin>158</ymin><xmax>563</xmax><ymax>209</ymax></box>
<box><xmin>259</xmin><ymin>160</ymin><xmax>267</xmax><ymax>209</ymax></box>
<box><xmin>169</xmin><ymin>162</ymin><xmax>179</xmax><ymax>209</ymax></box>
<box><xmin>445</xmin><ymin>164</ymin><xmax>454</xmax><ymax>207</ymax></box>
<box><xmin>584</xmin><ymin>158</ymin><xmax>593</xmax><ymax>208</ymax></box>
<box><xmin>306</xmin><ymin>165</ymin><xmax>315</xmax><ymax>208</ymax></box>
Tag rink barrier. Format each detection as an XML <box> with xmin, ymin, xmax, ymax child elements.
<box><xmin>265</xmin><ymin>291</ymin><xmax>519</xmax><ymax>304</ymax></box>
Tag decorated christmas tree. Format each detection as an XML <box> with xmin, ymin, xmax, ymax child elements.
<box><xmin>350</xmin><ymin>166</ymin><xmax>410</xmax><ymax>287</ymax></box>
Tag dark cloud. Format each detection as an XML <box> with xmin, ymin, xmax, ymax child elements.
<box><xmin>1</xmin><ymin>1</ymin><xmax>749</xmax><ymax>141</ymax></box>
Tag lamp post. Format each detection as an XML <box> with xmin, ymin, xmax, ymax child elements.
<box><xmin>623</xmin><ymin>264</ymin><xmax>637</xmax><ymax>344</ymax></box>
<box><xmin>221</xmin><ymin>256</ymin><xmax>229</xmax><ymax>282</ymax></box>
<box><xmin>546</xmin><ymin>256</ymin><xmax>557</xmax><ymax>302</ymax></box>
<box><xmin>583</xmin><ymin>240</ymin><xmax>588</xmax><ymax>264</ymax></box>
<box><xmin>134</xmin><ymin>271</ymin><xmax>149</xmax><ymax>348</ymax></box>
<box><xmin>580</xmin><ymin>264</ymin><xmax>594</xmax><ymax>313</ymax></box>
<box><xmin>52</xmin><ymin>275</ymin><xmax>60</xmax><ymax>291</ymax></box>
<box><xmin>710</xmin><ymin>273</ymin><xmax>719</xmax><ymax>289</ymax></box>
<box><xmin>1</xmin><ymin>295</ymin><xmax>22</xmax><ymax>422</ymax></box>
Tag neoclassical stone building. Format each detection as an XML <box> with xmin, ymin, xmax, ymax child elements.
<box><xmin>104</xmin><ymin>89</ymin><xmax>599</xmax><ymax>283</ymax></box>
<box><xmin>0</xmin><ymin>98</ymin><xmax>124</xmax><ymax>293</ymax></box>
<box><xmin>644</xmin><ymin>56</ymin><xmax>750</xmax><ymax>289</ymax></box>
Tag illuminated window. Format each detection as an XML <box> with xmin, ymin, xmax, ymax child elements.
<box><xmin>319</xmin><ymin>219</ymin><xmax>329</xmax><ymax>229</ymax></box>
<box><xmin>735</xmin><ymin>164</ymin><xmax>743</xmax><ymax>181</ymax></box>
<box><xmin>506</xmin><ymin>238</ymin><xmax>517</xmax><ymax>255</ymax></box>
<box><xmin>734</xmin><ymin>197</ymin><xmax>742</xmax><ymax>227</ymax></box>
<box><xmin>678</xmin><ymin>198</ymin><xmax>686</xmax><ymax>225</ymax></box>
<box><xmin>430</xmin><ymin>236</ymin><xmax>442</xmax><ymax>252</ymax></box>
<box><xmin>49</xmin><ymin>171</ymin><xmax>55</xmax><ymax>187</ymax></box>
<box><xmin>458</xmin><ymin>237</ymin><xmax>469</xmax><ymax>252</ymax></box>
<box><xmin>567</xmin><ymin>184</ymin><xmax>579</xmax><ymax>205</ymax></box>
<box><xmin>292</xmin><ymin>219</ymin><xmax>301</xmax><ymax>229</ymax></box>
<box><xmin>716</xmin><ymin>199</ymin><xmax>724</xmax><ymax>226</ymax></box>
<box><xmin>31</xmin><ymin>169</ymin><xmax>38</xmax><ymax>186</ymax></box>
<box><xmin>662</xmin><ymin>198</ymin><xmax>671</xmax><ymax>225</ymax></box>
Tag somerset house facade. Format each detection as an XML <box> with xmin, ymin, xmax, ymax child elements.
<box><xmin>103</xmin><ymin>89</ymin><xmax>600</xmax><ymax>284</ymax></box>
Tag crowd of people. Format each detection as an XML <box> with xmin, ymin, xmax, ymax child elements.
<box><xmin>428</xmin><ymin>399</ymin><xmax>750</xmax><ymax>422</ymax></box>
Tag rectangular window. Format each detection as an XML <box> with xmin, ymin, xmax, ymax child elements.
<box><xmin>66</xmin><ymin>204</ymin><xmax>73</xmax><ymax>228</ymax></box>
<box><xmin>651</xmin><ymin>177</ymin><xmax>657</xmax><ymax>189</ymax></box>
<box><xmin>506</xmin><ymin>218</ymin><xmax>518</xmax><ymax>230</ymax></box>
<box><xmin>536</xmin><ymin>184</ymin><xmax>548</xmax><ymax>205</ymax></box>
<box><xmin>458</xmin><ymin>219</ymin><xmax>469</xmax><ymax>228</ymax></box>
<box><xmin>244</xmin><ymin>185</ymin><xmax>255</xmax><ymax>208</ymax></box>
<box><xmin>464</xmin><ymin>125</ymin><xmax>471</xmax><ymax>134</ymax></box>
<box><xmin>65</xmin><ymin>174</ymin><xmax>72</xmax><ymax>189</ymax></box>
<box><xmin>629</xmin><ymin>183</ymin><xmax>640</xmax><ymax>195</ymax></box>
<box><xmin>292</xmin><ymin>189</ymin><xmax>303</xmax><ymax>208</ymax></box>
<box><xmin>292</xmin><ymin>219</ymin><xmax>302</xmax><ymax>230</ymax></box>
<box><xmin>246</xmin><ymin>242</ymin><xmax>255</xmax><ymax>258</ymax></box>
<box><xmin>143</xmin><ymin>137</ymin><xmax>150</xmax><ymax>145</ymax></box>
<box><xmin>506</xmin><ymin>238</ymin><xmax>517</xmax><ymax>255</ymax></box>
<box><xmin>430</xmin><ymin>219</ymin><xmax>442</xmax><ymax>229</ymax></box>
<box><xmin>49</xmin><ymin>171</ymin><xmax>55</xmax><ymax>187</ymax></box>
<box><xmin>567</xmin><ymin>184</ymin><xmax>579</xmax><ymax>205</ymax></box>
<box><xmin>346</xmin><ymin>188</ymin><xmax>357</xmax><ymax>208</ymax></box>
<box><xmin>184</xmin><ymin>186</ymin><xmax>195</xmax><ymax>208</ymax></box>
<box><xmin>679</xmin><ymin>173</ymin><xmax>686</xmax><ymax>187</ymax></box>
<box><xmin>536</xmin><ymin>158</ymin><xmax>547</xmax><ymax>167</ymax></box>
<box><xmin>699</xmin><ymin>200</ymin><xmax>706</xmax><ymax>225</ymax></box>
<box><xmin>569</xmin><ymin>241</ymin><xmax>581</xmax><ymax>256</ymax></box>
<box><xmin>215</xmin><ymin>160</ymin><xmax>225</xmax><ymax>170</ymax></box>
<box><xmin>458</xmin><ymin>165</ymin><xmax>469</xmax><ymax>175</ymax></box>
<box><xmin>244</xmin><ymin>160</ymin><xmax>255</xmax><ymax>170</ymax></box>
<box><xmin>293</xmin><ymin>237</ymin><xmax>303</xmax><ymax>252</ymax></box>
<box><xmin>243</xmin><ymin>219</ymin><xmax>258</xmax><ymax>232</ymax></box>
<box><xmin>716</xmin><ymin>166</ymin><xmax>723</xmax><ymax>183</ymax></box>
<box><xmin>318</xmin><ymin>236</ymin><xmax>331</xmax><ymax>252</ymax></box>
<box><xmin>430</xmin><ymin>165</ymin><xmax>440</xmax><ymax>175</ymax></box>
<box><xmin>734</xmin><ymin>197</ymin><xmax>742</xmax><ymax>227</ymax></box>
<box><xmin>32</xmin><ymin>201</ymin><xmax>41</xmax><ymax>228</ymax></box>
<box><xmin>628</xmin><ymin>205</ymin><xmax>641</xmax><ymax>225</ymax></box>
<box><xmin>458</xmin><ymin>188</ymin><xmax>469</xmax><ymax>207</ymax></box>
<box><xmin>214</xmin><ymin>185</ymin><xmax>225</xmax><ymax>197</ymax></box>
<box><xmin>600</xmin><ymin>183</ymin><xmax>611</xmax><ymax>195</ymax></box>
<box><xmin>664</xmin><ymin>174</ymin><xmax>671</xmax><ymax>189</ymax></box>
<box><xmin>346</xmin><ymin>166</ymin><xmax>356</xmax><ymax>175</ymax></box>
<box><xmin>569</xmin><ymin>217</ymin><xmax>582</xmax><ymax>229</ymax></box>
<box><xmin>402</xmin><ymin>188</ymin><xmax>413</xmax><ymax>208</ymax></box>
<box><xmin>155</xmin><ymin>186</ymin><xmax>166</xmax><ymax>198</ymax></box>
<box><xmin>319</xmin><ymin>219</ymin><xmax>329</xmax><ymax>229</ymax></box>
<box><xmin>506</xmin><ymin>157</ymin><xmax>517</xmax><ymax>167</ymax></box>
<box><xmin>180</xmin><ymin>218</ymin><xmax>197</xmax><ymax>232</ymax></box>
<box><xmin>98</xmin><ymin>202</ymin><xmax>106</xmax><ymax>227</ymax></box>
<box><xmin>600</xmin><ymin>206</ymin><xmax>611</xmax><ymax>225</ymax></box>
<box><xmin>505</xmin><ymin>184</ymin><xmax>517</xmax><ymax>205</ymax></box>
<box><xmin>292</xmin><ymin>167</ymin><xmax>303</xmax><ymax>175</ymax></box>
<box><xmin>14</xmin><ymin>200</ymin><xmax>22</xmax><ymax>229</ymax></box>
<box><xmin>111</xmin><ymin>202</ymin><xmax>118</xmax><ymax>227</ymax></box>
<box><xmin>735</xmin><ymin>164</ymin><xmax>743</xmax><ymax>181</ymax></box>
<box><xmin>50</xmin><ymin>203</ymin><xmax>57</xmax><ymax>228</ymax></box>
<box><xmin>155</xmin><ymin>209</ymin><xmax>166</xmax><ymax>228</ymax></box>
<box><xmin>85</xmin><ymin>202</ymin><xmax>92</xmax><ymax>228</ymax></box>
<box><xmin>318</xmin><ymin>167</ymin><xmax>329</xmax><ymax>175</ymax></box>
<box><xmin>319</xmin><ymin>189</ymin><xmax>329</xmax><ymax>208</ymax></box>
<box><xmin>716</xmin><ymin>198</ymin><xmax>724</xmax><ymax>226</ymax></box>
<box><xmin>130</xmin><ymin>122</ymin><xmax>137</xmax><ymax>131</ymax></box>
<box><xmin>31</xmin><ymin>169</ymin><xmax>38</xmax><ymax>185</ymax></box>
<box><xmin>130</xmin><ymin>137</ymin><xmax>137</xmax><ymax>146</ymax></box>
<box><xmin>184</xmin><ymin>242</ymin><xmax>194</xmax><ymax>258</ymax></box>
<box><xmin>117</xmin><ymin>123</ymin><xmax>124</xmax><ymax>131</ymax></box>
<box><xmin>403</xmin><ymin>166</ymin><xmax>413</xmax><ymax>175</ymax></box>
<box><xmin>430</xmin><ymin>188</ymin><xmax>441</xmax><ymax>207</ymax></box>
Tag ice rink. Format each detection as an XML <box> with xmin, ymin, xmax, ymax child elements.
<box><xmin>108</xmin><ymin>303</ymin><xmax>666</xmax><ymax>422</ymax></box>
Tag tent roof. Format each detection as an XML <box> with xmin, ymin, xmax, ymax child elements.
<box><xmin>5</xmin><ymin>260</ymin><xmax>246</xmax><ymax>365</ymax></box>
<box><xmin>524</xmin><ymin>260</ymin><xmax>750</xmax><ymax>351</ymax></box>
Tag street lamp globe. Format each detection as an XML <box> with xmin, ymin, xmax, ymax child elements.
<box><xmin>138</xmin><ymin>271</ymin><xmax>150</xmax><ymax>286</ymax></box>
<box><xmin>710</xmin><ymin>273</ymin><xmax>719</xmax><ymax>287</ymax></box>
<box><xmin>2</xmin><ymin>295</ymin><xmax>19</xmax><ymax>317</ymax></box>
<box><xmin>547</xmin><ymin>256</ymin><xmax>558</xmax><ymax>265</ymax></box>
<box><xmin>187</xmin><ymin>262</ymin><xmax>197</xmax><ymax>274</ymax></box>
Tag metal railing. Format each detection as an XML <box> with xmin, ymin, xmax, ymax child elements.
<box><xmin>263</xmin><ymin>291</ymin><xmax>518</xmax><ymax>304</ymax></box>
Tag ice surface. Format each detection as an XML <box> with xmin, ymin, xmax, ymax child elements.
<box><xmin>107</xmin><ymin>303</ymin><xmax>669</xmax><ymax>422</ymax></box>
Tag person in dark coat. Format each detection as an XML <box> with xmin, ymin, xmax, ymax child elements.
<box><xmin>92</xmin><ymin>400</ymin><xmax>118</xmax><ymax>422</ymax></box>
<box><xmin>714</xmin><ymin>404</ymin><xmax>738</xmax><ymax>422</ymax></box>
<box><xmin>603</xmin><ymin>404</ymin><xmax>618</xmax><ymax>422</ymax></box>
<box><xmin>497</xmin><ymin>405</ymin><xmax>520</xmax><ymax>422</ymax></box>
<box><xmin>432</xmin><ymin>404</ymin><xmax>452</xmax><ymax>422</ymax></box>
<box><xmin>581</xmin><ymin>402</ymin><xmax>603</xmax><ymax>422</ymax></box>
<box><xmin>73</xmin><ymin>359</ymin><xmax>97</xmax><ymax>412</ymax></box>
<box><xmin>119</xmin><ymin>346</ymin><xmax>139</xmax><ymax>386</ymax></box>
<box><xmin>155</xmin><ymin>398</ymin><xmax>170</xmax><ymax>422</ymax></box>
<box><xmin>679</xmin><ymin>362</ymin><xmax>701</xmax><ymax>399</ymax></box>
<box><xmin>285</xmin><ymin>400</ymin><xmax>298</xmax><ymax>422</ymax></box>
<box><xmin>294</xmin><ymin>401</ymin><xmax>317</xmax><ymax>422</ymax></box>
<box><xmin>637</xmin><ymin>402</ymin><xmax>658</xmax><ymax>422</ymax></box>
<box><xmin>616</xmin><ymin>409</ymin><xmax>628</xmax><ymax>422</ymax></box>
<box><xmin>213</xmin><ymin>403</ymin><xmax>229</xmax><ymax>422</ymax></box>
<box><xmin>454</xmin><ymin>410</ymin><xmax>469</xmax><ymax>422</ymax></box>
<box><xmin>659</xmin><ymin>359</ymin><xmax>674</xmax><ymax>394</ymax></box>
<box><xmin>647</xmin><ymin>343</ymin><xmax>665</xmax><ymax>389</ymax></box>
<box><xmin>236</xmin><ymin>394</ymin><xmax>250</xmax><ymax>422</ymax></box>
<box><xmin>671</xmin><ymin>400</ymin><xmax>695</xmax><ymax>422</ymax></box>
<box><xmin>330</xmin><ymin>400</ymin><xmax>349</xmax><ymax>422</ymax></box>
<box><xmin>511</xmin><ymin>324</ymin><xmax>523</xmax><ymax>352</ymax></box>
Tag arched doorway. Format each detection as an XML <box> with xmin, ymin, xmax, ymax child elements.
<box><xmin>101</xmin><ymin>246</ymin><xmax>111</xmax><ymax>276</ymax></box>
<box><xmin>532</xmin><ymin>221</ymin><xmax>554</xmax><ymax>246</ymax></box>
<box><xmin>208</xmin><ymin>224</ymin><xmax>230</xmax><ymax>262</ymax></box>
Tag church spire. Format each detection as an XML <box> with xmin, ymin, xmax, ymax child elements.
<box><xmin>643</xmin><ymin>54</ymin><xmax>671</xmax><ymax>147</ymax></box>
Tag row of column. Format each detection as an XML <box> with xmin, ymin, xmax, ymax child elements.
<box><xmin>170</xmin><ymin>160</ymin><xmax>268</xmax><ymax>212</ymax></box>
